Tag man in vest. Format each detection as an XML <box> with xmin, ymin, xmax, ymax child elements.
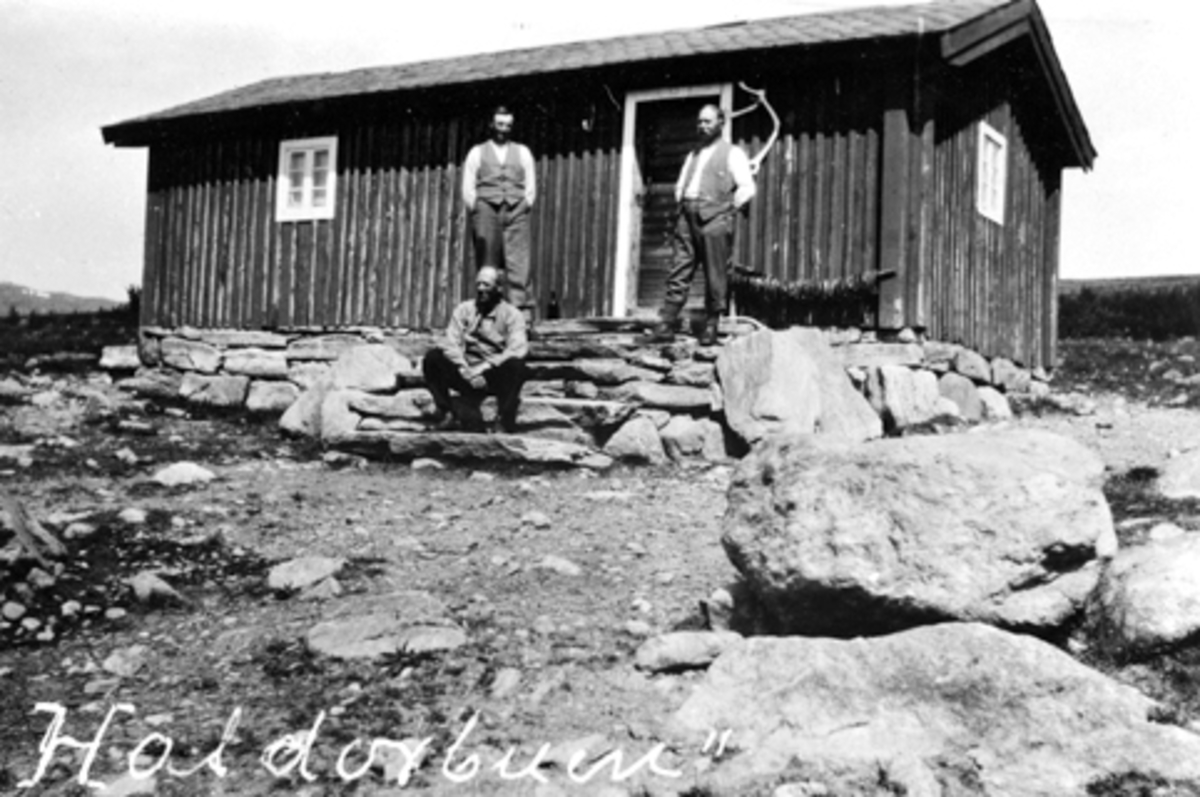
<box><xmin>462</xmin><ymin>106</ymin><xmax>537</xmax><ymax>328</ymax></box>
<box><xmin>645</xmin><ymin>104</ymin><xmax>756</xmax><ymax>346</ymax></box>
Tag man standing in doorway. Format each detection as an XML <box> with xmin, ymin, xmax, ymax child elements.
<box><xmin>462</xmin><ymin>106</ymin><xmax>537</xmax><ymax>327</ymax></box>
<box><xmin>645</xmin><ymin>104</ymin><xmax>756</xmax><ymax>346</ymax></box>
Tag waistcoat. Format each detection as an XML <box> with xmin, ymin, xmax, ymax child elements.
<box><xmin>687</xmin><ymin>139</ymin><xmax>736</xmax><ymax>222</ymax></box>
<box><xmin>475</xmin><ymin>143</ymin><xmax>527</xmax><ymax>206</ymax></box>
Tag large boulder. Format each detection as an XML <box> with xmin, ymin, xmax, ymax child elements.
<box><xmin>723</xmin><ymin>429</ymin><xmax>1113</xmax><ymax>636</ymax></box>
<box><xmin>1089</xmin><ymin>534</ymin><xmax>1200</xmax><ymax>659</ymax></box>
<box><xmin>716</xmin><ymin>327</ymin><xmax>881</xmax><ymax>446</ymax></box>
<box><xmin>671</xmin><ymin>623</ymin><xmax>1200</xmax><ymax>796</ymax></box>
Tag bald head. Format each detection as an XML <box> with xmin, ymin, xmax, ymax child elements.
<box><xmin>475</xmin><ymin>266</ymin><xmax>505</xmax><ymax>308</ymax></box>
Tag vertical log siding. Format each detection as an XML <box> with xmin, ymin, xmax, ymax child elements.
<box><xmin>139</xmin><ymin>53</ymin><xmax>1067</xmax><ymax>370</ymax></box>
<box><xmin>142</xmin><ymin>103</ymin><xmax>624</xmax><ymax>332</ymax></box>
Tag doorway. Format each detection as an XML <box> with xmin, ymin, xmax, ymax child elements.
<box><xmin>613</xmin><ymin>85</ymin><xmax>732</xmax><ymax>317</ymax></box>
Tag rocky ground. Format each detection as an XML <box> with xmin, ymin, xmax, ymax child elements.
<box><xmin>2</xmin><ymin>336</ymin><xmax>1200</xmax><ymax>796</ymax></box>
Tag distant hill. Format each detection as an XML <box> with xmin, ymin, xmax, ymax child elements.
<box><xmin>0</xmin><ymin>282</ymin><xmax>123</xmax><ymax>316</ymax></box>
<box><xmin>1059</xmin><ymin>274</ymin><xmax>1200</xmax><ymax>297</ymax></box>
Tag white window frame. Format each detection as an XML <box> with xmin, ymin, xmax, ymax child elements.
<box><xmin>276</xmin><ymin>136</ymin><xmax>338</xmax><ymax>222</ymax></box>
<box><xmin>976</xmin><ymin>122</ymin><xmax>1007</xmax><ymax>225</ymax></box>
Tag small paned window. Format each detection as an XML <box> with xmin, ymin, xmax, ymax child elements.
<box><xmin>276</xmin><ymin>137</ymin><xmax>337</xmax><ymax>222</ymax></box>
<box><xmin>976</xmin><ymin>122</ymin><xmax>1007</xmax><ymax>225</ymax></box>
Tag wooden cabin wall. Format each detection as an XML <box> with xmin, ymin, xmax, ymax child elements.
<box><xmin>914</xmin><ymin>53</ymin><xmax>1064</xmax><ymax>370</ymax></box>
<box><xmin>141</xmin><ymin>92</ymin><xmax>623</xmax><ymax>332</ymax></box>
<box><xmin>729</xmin><ymin>69</ymin><xmax>883</xmax><ymax>289</ymax></box>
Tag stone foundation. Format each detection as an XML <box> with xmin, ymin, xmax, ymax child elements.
<box><xmin>104</xmin><ymin>320</ymin><xmax>1047</xmax><ymax>466</ymax></box>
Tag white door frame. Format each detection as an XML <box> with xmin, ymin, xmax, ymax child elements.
<box><xmin>611</xmin><ymin>83</ymin><xmax>733</xmax><ymax>317</ymax></box>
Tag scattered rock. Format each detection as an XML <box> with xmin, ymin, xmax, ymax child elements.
<box><xmin>178</xmin><ymin>373</ymin><xmax>249</xmax><ymax>408</ymax></box>
<box><xmin>674</xmin><ymin>623</ymin><xmax>1200</xmax><ymax>796</ymax></box>
<box><xmin>99</xmin><ymin>345</ymin><xmax>142</xmax><ymax>371</ymax></box>
<box><xmin>937</xmin><ymin>371</ymin><xmax>983</xmax><ymax>422</ymax></box>
<box><xmin>522</xmin><ymin>511</ymin><xmax>552</xmax><ymax>529</ymax></box>
<box><xmin>1089</xmin><ymin>534</ymin><xmax>1200</xmax><ymax>659</ymax></box>
<box><xmin>126</xmin><ymin>572</ymin><xmax>186</xmax><ymax>606</ymax></box>
<box><xmin>103</xmin><ymin>644</ymin><xmax>150</xmax><ymax>678</ymax></box>
<box><xmin>118</xmin><ymin>508</ymin><xmax>148</xmax><ymax>525</ymax></box>
<box><xmin>1158</xmin><ymin>448</ymin><xmax>1200</xmax><ymax>500</ymax></box>
<box><xmin>603</xmin><ymin>415</ymin><xmax>667</xmax><ymax>465</ymax></box>
<box><xmin>1148</xmin><ymin>522</ymin><xmax>1186</xmax><ymax>542</ymax></box>
<box><xmin>305</xmin><ymin>591</ymin><xmax>466</xmax><ymax>660</ymax></box>
<box><xmin>538</xmin><ymin>555</ymin><xmax>582</xmax><ymax>577</ymax></box>
<box><xmin>634</xmin><ymin>630</ymin><xmax>743</xmax><ymax>673</ymax></box>
<box><xmin>659</xmin><ymin>416</ymin><xmax>726</xmax><ymax>462</ymax></box>
<box><xmin>978</xmin><ymin>385</ymin><xmax>1014</xmax><ymax>420</ymax></box>
<box><xmin>991</xmin><ymin>357</ymin><xmax>1032</xmax><ymax>393</ymax></box>
<box><xmin>490</xmin><ymin>667</ymin><xmax>523</xmax><ymax>698</ymax></box>
<box><xmin>724</xmin><ymin>430</ymin><xmax>1113</xmax><ymax>636</ymax></box>
<box><xmin>2</xmin><ymin>601</ymin><xmax>26</xmax><ymax>621</ymax></box>
<box><xmin>299</xmin><ymin>577</ymin><xmax>343</xmax><ymax>601</ymax></box>
<box><xmin>952</xmin><ymin>348</ymin><xmax>990</xmax><ymax>382</ymax></box>
<box><xmin>411</xmin><ymin>458</ymin><xmax>445</xmax><ymax>471</ymax></box>
<box><xmin>279</xmin><ymin>383</ymin><xmax>330</xmax><ymax>438</ymax></box>
<box><xmin>151</xmin><ymin>462</ymin><xmax>216</xmax><ymax>487</ymax></box>
<box><xmin>246</xmin><ymin>380</ymin><xmax>301</xmax><ymax>414</ymax></box>
<box><xmin>96</xmin><ymin>772</ymin><xmax>157</xmax><ymax>796</ymax></box>
<box><xmin>268</xmin><ymin>556</ymin><xmax>347</xmax><ymax>593</ymax></box>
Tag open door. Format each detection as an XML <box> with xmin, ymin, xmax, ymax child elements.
<box><xmin>613</xmin><ymin>85</ymin><xmax>732</xmax><ymax>317</ymax></box>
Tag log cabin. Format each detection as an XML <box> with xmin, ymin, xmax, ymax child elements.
<box><xmin>102</xmin><ymin>0</ymin><xmax>1093</xmax><ymax>369</ymax></box>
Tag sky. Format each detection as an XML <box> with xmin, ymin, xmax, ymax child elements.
<box><xmin>1</xmin><ymin>0</ymin><xmax>1195</xmax><ymax>301</ymax></box>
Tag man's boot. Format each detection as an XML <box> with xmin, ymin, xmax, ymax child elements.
<box><xmin>641</xmin><ymin>309</ymin><xmax>680</xmax><ymax>344</ymax></box>
<box><xmin>697</xmin><ymin>316</ymin><xmax>720</xmax><ymax>347</ymax></box>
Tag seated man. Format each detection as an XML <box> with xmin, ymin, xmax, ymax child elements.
<box><xmin>422</xmin><ymin>266</ymin><xmax>528</xmax><ymax>433</ymax></box>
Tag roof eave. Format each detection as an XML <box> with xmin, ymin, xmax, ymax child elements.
<box><xmin>939</xmin><ymin>0</ymin><xmax>1096</xmax><ymax>170</ymax></box>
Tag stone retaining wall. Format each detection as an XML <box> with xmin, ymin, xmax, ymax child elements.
<box><xmin>105</xmin><ymin>322</ymin><xmax>1049</xmax><ymax>465</ymax></box>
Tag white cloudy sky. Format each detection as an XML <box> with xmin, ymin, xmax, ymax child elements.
<box><xmin>1</xmin><ymin>0</ymin><xmax>1195</xmax><ymax>300</ymax></box>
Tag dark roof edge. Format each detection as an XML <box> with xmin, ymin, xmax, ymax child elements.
<box><xmin>940</xmin><ymin>0</ymin><xmax>1096</xmax><ymax>169</ymax></box>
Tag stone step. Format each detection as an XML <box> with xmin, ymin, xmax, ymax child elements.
<box><xmin>336</xmin><ymin>430</ymin><xmax>612</xmax><ymax>469</ymax></box>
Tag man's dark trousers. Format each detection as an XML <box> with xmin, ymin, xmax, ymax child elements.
<box><xmin>662</xmin><ymin>200</ymin><xmax>734</xmax><ymax>319</ymax></box>
<box><xmin>422</xmin><ymin>348</ymin><xmax>526</xmax><ymax>426</ymax></box>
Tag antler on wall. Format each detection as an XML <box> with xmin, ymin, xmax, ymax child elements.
<box><xmin>732</xmin><ymin>82</ymin><xmax>781</xmax><ymax>176</ymax></box>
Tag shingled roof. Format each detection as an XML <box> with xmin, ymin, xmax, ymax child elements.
<box><xmin>102</xmin><ymin>0</ymin><xmax>1092</xmax><ymax>165</ymax></box>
